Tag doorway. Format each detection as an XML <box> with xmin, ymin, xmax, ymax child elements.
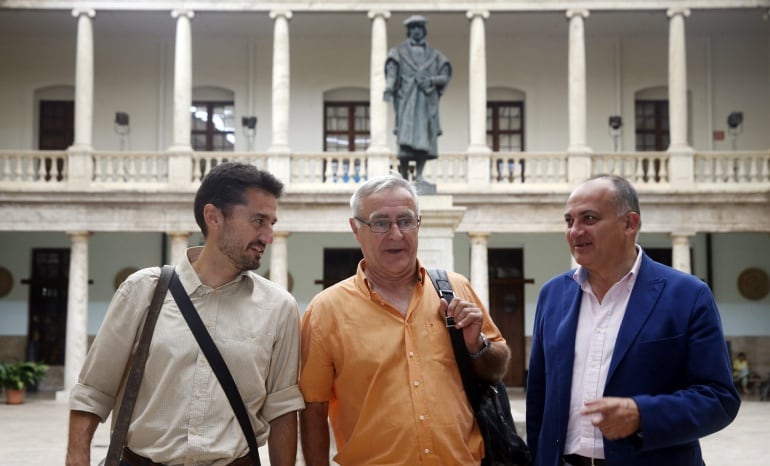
<box><xmin>317</xmin><ymin>248</ymin><xmax>363</xmax><ymax>289</ymax></box>
<box><xmin>23</xmin><ymin>249</ymin><xmax>70</xmax><ymax>365</ymax></box>
<box><xmin>38</xmin><ymin>100</ymin><xmax>73</xmax><ymax>181</ymax></box>
<box><xmin>488</xmin><ymin>248</ymin><xmax>531</xmax><ymax>387</ymax></box>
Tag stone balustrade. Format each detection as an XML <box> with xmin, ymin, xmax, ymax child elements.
<box><xmin>0</xmin><ymin>149</ymin><xmax>768</xmax><ymax>193</ymax></box>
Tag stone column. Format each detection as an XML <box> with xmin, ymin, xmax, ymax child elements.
<box><xmin>367</xmin><ymin>10</ymin><xmax>390</xmax><ymax>155</ymax></box>
<box><xmin>671</xmin><ymin>233</ymin><xmax>692</xmax><ymax>274</ymax></box>
<box><xmin>267</xmin><ymin>10</ymin><xmax>293</xmax><ymax>183</ymax></box>
<box><xmin>466</xmin><ymin>10</ymin><xmax>491</xmax><ymax>154</ymax></box>
<box><xmin>667</xmin><ymin>8</ymin><xmax>690</xmax><ymax>152</ymax></box>
<box><xmin>566</xmin><ymin>9</ymin><xmax>590</xmax><ymax>155</ymax></box>
<box><xmin>270</xmin><ymin>231</ymin><xmax>291</xmax><ymax>290</ymax></box>
<box><xmin>666</xmin><ymin>8</ymin><xmax>695</xmax><ymax>188</ymax></box>
<box><xmin>70</xmin><ymin>9</ymin><xmax>95</xmax><ymax>151</ymax></box>
<box><xmin>67</xmin><ymin>9</ymin><xmax>96</xmax><ymax>189</ymax></box>
<box><xmin>268</xmin><ymin>10</ymin><xmax>292</xmax><ymax>156</ymax></box>
<box><xmin>566</xmin><ymin>9</ymin><xmax>592</xmax><ymax>185</ymax></box>
<box><xmin>469</xmin><ymin>232</ymin><xmax>490</xmax><ymax>310</ymax></box>
<box><xmin>57</xmin><ymin>231</ymin><xmax>91</xmax><ymax>402</ymax></box>
<box><xmin>167</xmin><ymin>231</ymin><xmax>191</xmax><ymax>265</ymax></box>
<box><xmin>169</xmin><ymin>9</ymin><xmax>194</xmax><ymax>152</ymax></box>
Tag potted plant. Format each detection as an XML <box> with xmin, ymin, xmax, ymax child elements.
<box><xmin>0</xmin><ymin>361</ymin><xmax>48</xmax><ymax>404</ymax></box>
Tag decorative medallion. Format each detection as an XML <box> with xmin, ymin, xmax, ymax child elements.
<box><xmin>0</xmin><ymin>266</ymin><xmax>13</xmax><ymax>298</ymax></box>
<box><xmin>114</xmin><ymin>267</ymin><xmax>139</xmax><ymax>290</ymax></box>
<box><xmin>737</xmin><ymin>267</ymin><xmax>769</xmax><ymax>301</ymax></box>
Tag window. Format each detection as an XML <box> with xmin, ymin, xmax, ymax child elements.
<box><xmin>324</xmin><ymin>102</ymin><xmax>370</xmax><ymax>152</ymax></box>
<box><xmin>635</xmin><ymin>100</ymin><xmax>669</xmax><ymax>151</ymax></box>
<box><xmin>190</xmin><ymin>101</ymin><xmax>235</xmax><ymax>151</ymax></box>
<box><xmin>487</xmin><ymin>101</ymin><xmax>524</xmax><ymax>152</ymax></box>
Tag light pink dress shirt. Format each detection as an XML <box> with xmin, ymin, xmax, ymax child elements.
<box><xmin>564</xmin><ymin>246</ymin><xmax>643</xmax><ymax>459</ymax></box>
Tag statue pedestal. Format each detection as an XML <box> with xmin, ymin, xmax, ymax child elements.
<box><xmin>417</xmin><ymin>195</ymin><xmax>465</xmax><ymax>271</ymax></box>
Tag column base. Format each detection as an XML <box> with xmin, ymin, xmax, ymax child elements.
<box><xmin>55</xmin><ymin>389</ymin><xmax>70</xmax><ymax>403</ymax></box>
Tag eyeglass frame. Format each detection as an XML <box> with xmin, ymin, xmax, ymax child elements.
<box><xmin>353</xmin><ymin>214</ymin><xmax>422</xmax><ymax>234</ymax></box>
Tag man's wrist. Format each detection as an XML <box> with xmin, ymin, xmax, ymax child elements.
<box><xmin>468</xmin><ymin>333</ymin><xmax>490</xmax><ymax>359</ymax></box>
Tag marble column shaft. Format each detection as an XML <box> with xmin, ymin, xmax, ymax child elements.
<box><xmin>72</xmin><ymin>9</ymin><xmax>95</xmax><ymax>150</ymax></box>
<box><xmin>469</xmin><ymin>232</ymin><xmax>490</xmax><ymax>310</ymax></box>
<box><xmin>667</xmin><ymin>8</ymin><xmax>690</xmax><ymax>151</ymax></box>
<box><xmin>270</xmin><ymin>232</ymin><xmax>290</xmax><ymax>290</ymax></box>
<box><xmin>367</xmin><ymin>10</ymin><xmax>390</xmax><ymax>154</ymax></box>
<box><xmin>467</xmin><ymin>10</ymin><xmax>491</xmax><ymax>154</ymax></box>
<box><xmin>566</xmin><ymin>9</ymin><xmax>590</xmax><ymax>154</ymax></box>
<box><xmin>269</xmin><ymin>11</ymin><xmax>292</xmax><ymax>154</ymax></box>
<box><xmin>59</xmin><ymin>231</ymin><xmax>91</xmax><ymax>401</ymax></box>
<box><xmin>171</xmin><ymin>10</ymin><xmax>194</xmax><ymax>152</ymax></box>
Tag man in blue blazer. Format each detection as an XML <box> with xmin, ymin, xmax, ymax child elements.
<box><xmin>526</xmin><ymin>175</ymin><xmax>740</xmax><ymax>466</ymax></box>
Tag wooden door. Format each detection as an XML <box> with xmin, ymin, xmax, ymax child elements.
<box><xmin>487</xmin><ymin>249</ymin><xmax>531</xmax><ymax>387</ymax></box>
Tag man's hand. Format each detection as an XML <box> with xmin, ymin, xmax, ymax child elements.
<box><xmin>581</xmin><ymin>397</ymin><xmax>641</xmax><ymax>440</ymax></box>
<box><xmin>440</xmin><ymin>297</ymin><xmax>484</xmax><ymax>352</ymax></box>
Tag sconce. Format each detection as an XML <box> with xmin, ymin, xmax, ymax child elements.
<box><xmin>242</xmin><ymin>116</ymin><xmax>257</xmax><ymax>151</ymax></box>
<box><xmin>608</xmin><ymin>115</ymin><xmax>622</xmax><ymax>152</ymax></box>
<box><xmin>242</xmin><ymin>116</ymin><xmax>257</xmax><ymax>131</ymax></box>
<box><xmin>727</xmin><ymin>111</ymin><xmax>743</xmax><ymax>151</ymax></box>
<box><xmin>114</xmin><ymin>112</ymin><xmax>130</xmax><ymax>151</ymax></box>
<box><xmin>727</xmin><ymin>111</ymin><xmax>743</xmax><ymax>133</ymax></box>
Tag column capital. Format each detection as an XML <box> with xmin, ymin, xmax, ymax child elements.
<box><xmin>466</xmin><ymin>10</ymin><xmax>490</xmax><ymax>21</ymax></box>
<box><xmin>468</xmin><ymin>231</ymin><xmax>491</xmax><ymax>240</ymax></box>
<box><xmin>368</xmin><ymin>10</ymin><xmax>391</xmax><ymax>20</ymax></box>
<box><xmin>72</xmin><ymin>8</ymin><xmax>95</xmax><ymax>19</ymax></box>
<box><xmin>171</xmin><ymin>9</ymin><xmax>195</xmax><ymax>20</ymax></box>
<box><xmin>667</xmin><ymin>8</ymin><xmax>691</xmax><ymax>19</ymax></box>
<box><xmin>273</xmin><ymin>230</ymin><xmax>292</xmax><ymax>239</ymax></box>
<box><xmin>566</xmin><ymin>9</ymin><xmax>590</xmax><ymax>20</ymax></box>
<box><xmin>66</xmin><ymin>230</ymin><xmax>93</xmax><ymax>238</ymax></box>
<box><xmin>270</xmin><ymin>10</ymin><xmax>293</xmax><ymax>21</ymax></box>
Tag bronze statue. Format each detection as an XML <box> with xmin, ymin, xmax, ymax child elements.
<box><xmin>384</xmin><ymin>15</ymin><xmax>452</xmax><ymax>188</ymax></box>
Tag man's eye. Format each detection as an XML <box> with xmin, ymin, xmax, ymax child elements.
<box><xmin>397</xmin><ymin>218</ymin><xmax>413</xmax><ymax>228</ymax></box>
<box><xmin>372</xmin><ymin>220</ymin><xmax>391</xmax><ymax>229</ymax></box>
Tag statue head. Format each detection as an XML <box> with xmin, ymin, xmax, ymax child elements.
<box><xmin>404</xmin><ymin>15</ymin><xmax>427</xmax><ymax>40</ymax></box>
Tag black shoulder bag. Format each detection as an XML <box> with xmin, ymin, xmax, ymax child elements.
<box><xmin>169</xmin><ymin>272</ymin><xmax>262</xmax><ymax>466</ymax></box>
<box><xmin>427</xmin><ymin>269</ymin><xmax>532</xmax><ymax>466</ymax></box>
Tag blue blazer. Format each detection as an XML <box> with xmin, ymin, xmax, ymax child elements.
<box><xmin>526</xmin><ymin>253</ymin><xmax>740</xmax><ymax>466</ymax></box>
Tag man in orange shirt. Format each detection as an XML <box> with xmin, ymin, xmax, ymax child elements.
<box><xmin>299</xmin><ymin>174</ymin><xmax>511</xmax><ymax>465</ymax></box>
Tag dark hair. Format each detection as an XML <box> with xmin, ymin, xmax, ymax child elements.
<box><xmin>588</xmin><ymin>174</ymin><xmax>640</xmax><ymax>217</ymax></box>
<box><xmin>194</xmin><ymin>162</ymin><xmax>284</xmax><ymax>237</ymax></box>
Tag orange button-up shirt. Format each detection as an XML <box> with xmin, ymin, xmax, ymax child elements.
<box><xmin>300</xmin><ymin>261</ymin><xmax>505</xmax><ymax>465</ymax></box>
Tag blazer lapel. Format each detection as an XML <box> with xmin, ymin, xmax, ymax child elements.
<box><xmin>606</xmin><ymin>255</ymin><xmax>664</xmax><ymax>384</ymax></box>
<box><xmin>556</xmin><ymin>274</ymin><xmax>582</xmax><ymax>405</ymax></box>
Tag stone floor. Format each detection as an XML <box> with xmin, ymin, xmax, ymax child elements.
<box><xmin>1</xmin><ymin>388</ymin><xmax>767</xmax><ymax>465</ymax></box>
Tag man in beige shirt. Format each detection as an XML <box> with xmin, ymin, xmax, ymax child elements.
<box><xmin>66</xmin><ymin>162</ymin><xmax>304</xmax><ymax>466</ymax></box>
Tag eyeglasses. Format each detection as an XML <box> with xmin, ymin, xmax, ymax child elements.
<box><xmin>354</xmin><ymin>215</ymin><xmax>421</xmax><ymax>234</ymax></box>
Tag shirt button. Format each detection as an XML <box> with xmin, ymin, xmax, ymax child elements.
<box><xmin>419</xmin><ymin>415</ymin><xmax>425</xmax><ymax>421</ymax></box>
<box><xmin>424</xmin><ymin>448</ymin><xmax>430</xmax><ymax>454</ymax></box>
<box><xmin>409</xmin><ymin>352</ymin><xmax>414</xmax><ymax>357</ymax></box>
<box><xmin>413</xmin><ymin>381</ymin><xmax>420</xmax><ymax>387</ymax></box>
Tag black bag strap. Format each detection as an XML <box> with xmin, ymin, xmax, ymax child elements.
<box><xmin>105</xmin><ymin>265</ymin><xmax>175</xmax><ymax>466</ymax></box>
<box><xmin>426</xmin><ymin>269</ymin><xmax>482</xmax><ymax>410</ymax></box>
<box><xmin>168</xmin><ymin>273</ymin><xmax>261</xmax><ymax>466</ymax></box>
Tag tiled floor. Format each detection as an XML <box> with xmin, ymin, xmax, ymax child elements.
<box><xmin>1</xmin><ymin>389</ymin><xmax>767</xmax><ymax>465</ymax></box>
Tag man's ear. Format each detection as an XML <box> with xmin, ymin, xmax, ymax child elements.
<box><xmin>203</xmin><ymin>204</ymin><xmax>223</xmax><ymax>232</ymax></box>
<box><xmin>626</xmin><ymin>211</ymin><xmax>641</xmax><ymax>231</ymax></box>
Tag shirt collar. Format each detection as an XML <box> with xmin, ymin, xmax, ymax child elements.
<box><xmin>572</xmin><ymin>244</ymin><xmax>644</xmax><ymax>290</ymax></box>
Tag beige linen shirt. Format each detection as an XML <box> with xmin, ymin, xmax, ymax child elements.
<box><xmin>70</xmin><ymin>247</ymin><xmax>304</xmax><ymax>465</ymax></box>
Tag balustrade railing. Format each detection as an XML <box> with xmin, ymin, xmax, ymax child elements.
<box><xmin>1</xmin><ymin>149</ymin><xmax>768</xmax><ymax>192</ymax></box>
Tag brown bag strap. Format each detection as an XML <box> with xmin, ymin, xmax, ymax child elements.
<box><xmin>104</xmin><ymin>265</ymin><xmax>175</xmax><ymax>466</ymax></box>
